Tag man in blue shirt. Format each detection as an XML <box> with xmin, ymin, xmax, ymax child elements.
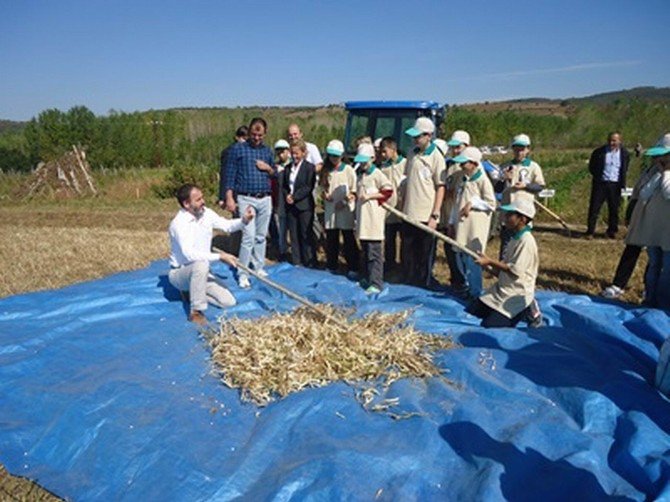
<box><xmin>586</xmin><ymin>132</ymin><xmax>630</xmax><ymax>239</ymax></box>
<box><xmin>224</xmin><ymin>117</ymin><xmax>275</xmax><ymax>288</ymax></box>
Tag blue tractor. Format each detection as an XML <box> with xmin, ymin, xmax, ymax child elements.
<box><xmin>343</xmin><ymin>100</ymin><xmax>445</xmax><ymax>156</ymax></box>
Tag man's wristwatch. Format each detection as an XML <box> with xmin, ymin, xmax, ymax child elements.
<box><xmin>430</xmin><ymin>213</ymin><xmax>440</xmax><ymax>221</ymax></box>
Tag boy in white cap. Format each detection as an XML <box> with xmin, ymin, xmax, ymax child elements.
<box><xmin>379</xmin><ymin>136</ymin><xmax>407</xmax><ymax>274</ymax></box>
<box><xmin>401</xmin><ymin>116</ymin><xmax>446</xmax><ymax>287</ymax></box>
<box><xmin>322</xmin><ymin>139</ymin><xmax>359</xmax><ymax>276</ymax></box>
<box><xmin>449</xmin><ymin>146</ymin><xmax>496</xmax><ymax>298</ymax></box>
<box><xmin>468</xmin><ymin>199</ymin><xmax>540</xmax><ymax>328</ymax></box>
<box><xmin>441</xmin><ymin>130</ymin><xmax>471</xmax><ymax>294</ymax></box>
<box><xmin>355</xmin><ymin>143</ymin><xmax>394</xmax><ymax>294</ymax></box>
<box><xmin>496</xmin><ymin>133</ymin><xmax>545</xmax><ymax>258</ymax></box>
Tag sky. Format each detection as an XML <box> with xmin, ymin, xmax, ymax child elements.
<box><xmin>0</xmin><ymin>0</ymin><xmax>668</xmax><ymax>121</ymax></box>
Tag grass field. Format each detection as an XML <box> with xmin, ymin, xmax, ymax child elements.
<box><xmin>0</xmin><ymin>153</ymin><xmax>648</xmax><ymax>500</ymax></box>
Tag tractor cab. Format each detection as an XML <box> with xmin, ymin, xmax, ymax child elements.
<box><xmin>344</xmin><ymin>101</ymin><xmax>445</xmax><ymax>157</ymax></box>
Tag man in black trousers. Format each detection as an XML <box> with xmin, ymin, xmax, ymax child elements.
<box><xmin>585</xmin><ymin>132</ymin><xmax>630</xmax><ymax>239</ymax></box>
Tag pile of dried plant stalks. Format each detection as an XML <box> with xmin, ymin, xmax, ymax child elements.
<box><xmin>208</xmin><ymin>305</ymin><xmax>456</xmax><ymax>410</ymax></box>
<box><xmin>20</xmin><ymin>145</ymin><xmax>97</xmax><ymax>200</ymax></box>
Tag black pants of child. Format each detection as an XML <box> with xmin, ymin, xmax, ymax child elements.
<box><xmin>361</xmin><ymin>240</ymin><xmax>383</xmax><ymax>289</ymax></box>
<box><xmin>325</xmin><ymin>229</ymin><xmax>359</xmax><ymax>272</ymax></box>
<box><xmin>384</xmin><ymin>223</ymin><xmax>402</xmax><ymax>272</ymax></box>
<box><xmin>466</xmin><ymin>298</ymin><xmax>530</xmax><ymax>328</ymax></box>
<box><xmin>287</xmin><ymin>206</ymin><xmax>315</xmax><ymax>267</ymax></box>
<box><xmin>612</xmin><ymin>244</ymin><xmax>643</xmax><ymax>289</ymax></box>
<box><xmin>444</xmin><ymin>242</ymin><xmax>466</xmax><ymax>288</ymax></box>
<box><xmin>401</xmin><ymin>222</ymin><xmax>436</xmax><ymax>287</ymax></box>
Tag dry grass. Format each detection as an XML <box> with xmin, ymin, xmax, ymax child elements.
<box><xmin>208</xmin><ymin>306</ymin><xmax>456</xmax><ymax>408</ymax></box>
<box><xmin>0</xmin><ymin>465</ymin><xmax>60</xmax><ymax>502</ymax></box>
<box><xmin>0</xmin><ymin>223</ymin><xmax>168</xmax><ymax>297</ymax></box>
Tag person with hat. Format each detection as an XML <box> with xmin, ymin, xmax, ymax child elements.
<box><xmin>440</xmin><ymin>130</ymin><xmax>471</xmax><ymax>294</ymax></box>
<box><xmin>585</xmin><ymin>132</ymin><xmax>630</xmax><ymax>239</ymax></box>
<box><xmin>496</xmin><ymin>133</ymin><xmax>545</xmax><ymax>259</ymax></box>
<box><xmin>268</xmin><ymin>139</ymin><xmax>292</xmax><ymax>261</ymax></box>
<box><xmin>623</xmin><ymin>133</ymin><xmax>670</xmax><ymax>309</ymax></box>
<box><xmin>401</xmin><ymin>117</ymin><xmax>446</xmax><ymax>287</ymax></box>
<box><xmin>468</xmin><ymin>199</ymin><xmax>540</xmax><ymax>328</ymax></box>
<box><xmin>449</xmin><ymin>146</ymin><xmax>496</xmax><ymax>299</ymax></box>
<box><xmin>322</xmin><ymin>139</ymin><xmax>360</xmax><ymax>276</ymax></box>
<box><xmin>379</xmin><ymin>136</ymin><xmax>407</xmax><ymax>275</ymax></box>
<box><xmin>354</xmin><ymin>143</ymin><xmax>394</xmax><ymax>294</ymax></box>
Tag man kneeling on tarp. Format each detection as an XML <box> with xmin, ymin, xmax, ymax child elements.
<box><xmin>169</xmin><ymin>183</ymin><xmax>254</xmax><ymax>325</ymax></box>
<box><xmin>466</xmin><ymin>199</ymin><xmax>540</xmax><ymax>328</ymax></box>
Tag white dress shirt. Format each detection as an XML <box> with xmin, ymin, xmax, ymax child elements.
<box><xmin>169</xmin><ymin>207</ymin><xmax>244</xmax><ymax>267</ymax></box>
<box><xmin>306</xmin><ymin>142</ymin><xmax>323</xmax><ymax>166</ymax></box>
<box><xmin>288</xmin><ymin>160</ymin><xmax>303</xmax><ymax>195</ymax></box>
<box><xmin>603</xmin><ymin>148</ymin><xmax>621</xmax><ymax>182</ymax></box>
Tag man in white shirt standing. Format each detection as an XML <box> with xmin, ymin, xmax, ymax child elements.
<box><xmin>287</xmin><ymin>123</ymin><xmax>323</xmax><ymax>171</ymax></box>
<box><xmin>169</xmin><ymin>184</ymin><xmax>254</xmax><ymax>325</ymax></box>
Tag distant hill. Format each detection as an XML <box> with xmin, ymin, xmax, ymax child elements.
<box><xmin>0</xmin><ymin>120</ymin><xmax>26</xmax><ymax>135</ymax></box>
<box><xmin>568</xmin><ymin>86</ymin><xmax>670</xmax><ymax>105</ymax></box>
<box><xmin>458</xmin><ymin>86</ymin><xmax>670</xmax><ymax>116</ymax></box>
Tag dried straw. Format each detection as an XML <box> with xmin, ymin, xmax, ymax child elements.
<box><xmin>208</xmin><ymin>305</ymin><xmax>456</xmax><ymax>408</ymax></box>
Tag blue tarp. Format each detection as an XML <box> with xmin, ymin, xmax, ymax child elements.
<box><xmin>1</xmin><ymin>261</ymin><xmax>669</xmax><ymax>500</ymax></box>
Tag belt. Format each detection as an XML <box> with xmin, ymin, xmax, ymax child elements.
<box><xmin>238</xmin><ymin>192</ymin><xmax>270</xmax><ymax>198</ymax></box>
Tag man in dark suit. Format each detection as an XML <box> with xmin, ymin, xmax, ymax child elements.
<box><xmin>283</xmin><ymin>139</ymin><xmax>317</xmax><ymax>267</ymax></box>
<box><xmin>586</xmin><ymin>132</ymin><xmax>630</xmax><ymax>239</ymax></box>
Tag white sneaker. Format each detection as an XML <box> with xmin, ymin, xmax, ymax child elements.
<box><xmin>601</xmin><ymin>285</ymin><xmax>623</xmax><ymax>299</ymax></box>
<box><xmin>238</xmin><ymin>276</ymin><xmax>251</xmax><ymax>289</ymax></box>
<box><xmin>256</xmin><ymin>269</ymin><xmax>268</xmax><ymax>278</ymax></box>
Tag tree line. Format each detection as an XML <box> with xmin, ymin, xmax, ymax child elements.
<box><xmin>1</xmin><ymin>100</ymin><xmax>668</xmax><ymax>174</ymax></box>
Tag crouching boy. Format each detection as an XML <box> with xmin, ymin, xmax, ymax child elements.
<box><xmin>466</xmin><ymin>199</ymin><xmax>540</xmax><ymax>328</ymax></box>
<box><xmin>354</xmin><ymin>143</ymin><xmax>393</xmax><ymax>294</ymax></box>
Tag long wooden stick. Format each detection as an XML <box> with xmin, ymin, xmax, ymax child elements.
<box><xmin>212</xmin><ymin>247</ymin><xmax>349</xmax><ymax>330</ymax></box>
<box><xmin>533</xmin><ymin>199</ymin><xmax>571</xmax><ymax>234</ymax></box>
<box><xmin>381</xmin><ymin>203</ymin><xmax>481</xmax><ymax>260</ymax></box>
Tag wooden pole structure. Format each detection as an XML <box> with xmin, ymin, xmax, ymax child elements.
<box><xmin>212</xmin><ymin>247</ymin><xmax>349</xmax><ymax>330</ymax></box>
<box><xmin>381</xmin><ymin>203</ymin><xmax>481</xmax><ymax>260</ymax></box>
<box><xmin>533</xmin><ymin>199</ymin><xmax>572</xmax><ymax>235</ymax></box>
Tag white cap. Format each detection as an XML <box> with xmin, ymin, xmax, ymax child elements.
<box><xmin>274</xmin><ymin>139</ymin><xmax>290</xmax><ymax>150</ymax></box>
<box><xmin>512</xmin><ymin>134</ymin><xmax>531</xmax><ymax>147</ymax></box>
<box><xmin>374</xmin><ymin>137</ymin><xmax>383</xmax><ymax>148</ymax></box>
<box><xmin>325</xmin><ymin>139</ymin><xmax>344</xmax><ymax>156</ymax></box>
<box><xmin>500</xmin><ymin>198</ymin><xmax>536</xmax><ymax>219</ymax></box>
<box><xmin>646</xmin><ymin>133</ymin><xmax>670</xmax><ymax>157</ymax></box>
<box><xmin>354</xmin><ymin>143</ymin><xmax>375</xmax><ymax>163</ymax></box>
<box><xmin>405</xmin><ymin>117</ymin><xmax>435</xmax><ymax>137</ymax></box>
<box><xmin>451</xmin><ymin>146</ymin><xmax>483</xmax><ymax>165</ymax></box>
<box><xmin>447</xmin><ymin>130</ymin><xmax>470</xmax><ymax>147</ymax></box>
<box><xmin>433</xmin><ymin>138</ymin><xmax>449</xmax><ymax>156</ymax></box>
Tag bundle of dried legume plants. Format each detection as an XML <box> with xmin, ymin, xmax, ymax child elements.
<box><xmin>208</xmin><ymin>305</ymin><xmax>456</xmax><ymax>411</ymax></box>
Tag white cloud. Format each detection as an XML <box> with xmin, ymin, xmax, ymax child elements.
<box><xmin>445</xmin><ymin>61</ymin><xmax>643</xmax><ymax>82</ymax></box>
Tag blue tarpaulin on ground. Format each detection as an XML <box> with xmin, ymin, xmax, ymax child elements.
<box><xmin>1</xmin><ymin>261</ymin><xmax>669</xmax><ymax>500</ymax></box>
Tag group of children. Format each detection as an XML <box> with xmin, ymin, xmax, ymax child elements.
<box><xmin>267</xmin><ymin>119</ymin><xmax>545</xmax><ymax>327</ymax></box>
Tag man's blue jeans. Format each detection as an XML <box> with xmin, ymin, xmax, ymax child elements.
<box><xmin>237</xmin><ymin>195</ymin><xmax>272</xmax><ymax>281</ymax></box>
